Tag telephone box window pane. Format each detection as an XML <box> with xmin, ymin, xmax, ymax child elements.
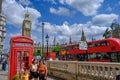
<box><xmin>17</xmin><ymin>52</ymin><xmax>25</xmax><ymax>74</ymax></box>
<box><xmin>17</xmin><ymin>52</ymin><xmax>21</xmax><ymax>74</ymax></box>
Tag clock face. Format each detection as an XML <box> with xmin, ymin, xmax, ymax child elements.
<box><xmin>25</xmin><ymin>22</ymin><xmax>30</xmax><ymax>28</ymax></box>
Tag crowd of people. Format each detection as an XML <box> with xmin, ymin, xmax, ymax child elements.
<box><xmin>21</xmin><ymin>59</ymin><xmax>47</xmax><ymax>80</ymax></box>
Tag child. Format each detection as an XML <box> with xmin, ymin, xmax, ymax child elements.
<box><xmin>21</xmin><ymin>69</ymin><xmax>29</xmax><ymax>80</ymax></box>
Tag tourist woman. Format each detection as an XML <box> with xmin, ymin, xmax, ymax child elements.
<box><xmin>38</xmin><ymin>60</ymin><xmax>47</xmax><ymax>80</ymax></box>
<box><xmin>29</xmin><ymin>59</ymin><xmax>38</xmax><ymax>80</ymax></box>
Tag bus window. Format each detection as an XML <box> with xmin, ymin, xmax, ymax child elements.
<box><xmin>111</xmin><ymin>53</ymin><xmax>117</xmax><ymax>62</ymax></box>
<box><xmin>96</xmin><ymin>54</ymin><xmax>101</xmax><ymax>59</ymax></box>
<box><xmin>89</xmin><ymin>52</ymin><xmax>111</xmax><ymax>60</ymax></box>
<box><xmin>88</xmin><ymin>43</ymin><xmax>94</xmax><ymax>47</ymax></box>
<box><xmin>79</xmin><ymin>54</ymin><xmax>85</xmax><ymax>61</ymax></box>
<box><xmin>74</xmin><ymin>45</ymin><xmax>79</xmax><ymax>49</ymax></box>
<box><xmin>89</xmin><ymin>53</ymin><xmax>96</xmax><ymax>59</ymax></box>
<box><xmin>106</xmin><ymin>42</ymin><xmax>109</xmax><ymax>46</ymax></box>
<box><xmin>117</xmin><ymin>52</ymin><xmax>120</xmax><ymax>62</ymax></box>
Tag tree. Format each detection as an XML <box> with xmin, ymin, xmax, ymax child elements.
<box><xmin>103</xmin><ymin>28</ymin><xmax>112</xmax><ymax>38</ymax></box>
<box><xmin>34</xmin><ymin>50</ymin><xmax>42</xmax><ymax>56</ymax></box>
<box><xmin>34</xmin><ymin>50</ymin><xmax>38</xmax><ymax>56</ymax></box>
<box><xmin>52</xmin><ymin>46</ymin><xmax>61</xmax><ymax>55</ymax></box>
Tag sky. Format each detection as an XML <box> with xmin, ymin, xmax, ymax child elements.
<box><xmin>2</xmin><ymin>0</ymin><xmax>120</xmax><ymax>49</ymax></box>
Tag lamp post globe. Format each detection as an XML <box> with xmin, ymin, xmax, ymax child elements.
<box><xmin>46</xmin><ymin>34</ymin><xmax>49</xmax><ymax>42</ymax></box>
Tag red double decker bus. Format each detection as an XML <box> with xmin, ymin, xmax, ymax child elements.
<box><xmin>59</xmin><ymin>38</ymin><xmax>120</xmax><ymax>62</ymax></box>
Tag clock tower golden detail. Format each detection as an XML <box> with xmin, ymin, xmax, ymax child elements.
<box><xmin>22</xmin><ymin>11</ymin><xmax>32</xmax><ymax>38</ymax></box>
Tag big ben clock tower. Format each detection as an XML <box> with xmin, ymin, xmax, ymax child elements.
<box><xmin>22</xmin><ymin>11</ymin><xmax>32</xmax><ymax>38</ymax></box>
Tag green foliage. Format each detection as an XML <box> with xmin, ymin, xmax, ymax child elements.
<box><xmin>12</xmin><ymin>74</ymin><xmax>20</xmax><ymax>80</ymax></box>
<box><xmin>39</xmin><ymin>50</ymin><xmax>43</xmax><ymax>56</ymax></box>
<box><xmin>52</xmin><ymin>46</ymin><xmax>60</xmax><ymax>55</ymax></box>
<box><xmin>34</xmin><ymin>50</ymin><xmax>38</xmax><ymax>56</ymax></box>
<box><xmin>34</xmin><ymin>50</ymin><xmax>43</xmax><ymax>56</ymax></box>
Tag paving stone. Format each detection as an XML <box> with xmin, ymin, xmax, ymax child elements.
<box><xmin>0</xmin><ymin>65</ymin><xmax>61</xmax><ymax>80</ymax></box>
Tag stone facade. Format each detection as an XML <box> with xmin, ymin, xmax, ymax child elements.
<box><xmin>0</xmin><ymin>0</ymin><xmax>6</xmax><ymax>53</ymax></box>
<box><xmin>110</xmin><ymin>21</ymin><xmax>120</xmax><ymax>38</ymax></box>
<box><xmin>34</xmin><ymin>37</ymin><xmax>59</xmax><ymax>55</ymax></box>
<box><xmin>34</xmin><ymin>43</ymin><xmax>55</xmax><ymax>54</ymax></box>
<box><xmin>47</xmin><ymin>61</ymin><xmax>119</xmax><ymax>80</ymax></box>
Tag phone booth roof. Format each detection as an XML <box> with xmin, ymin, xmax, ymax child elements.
<box><xmin>10</xmin><ymin>36</ymin><xmax>33</xmax><ymax>45</ymax></box>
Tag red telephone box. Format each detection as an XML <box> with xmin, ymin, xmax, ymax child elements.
<box><xmin>8</xmin><ymin>36</ymin><xmax>34</xmax><ymax>80</ymax></box>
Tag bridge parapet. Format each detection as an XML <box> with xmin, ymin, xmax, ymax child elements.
<box><xmin>47</xmin><ymin>61</ymin><xmax>120</xmax><ymax>80</ymax></box>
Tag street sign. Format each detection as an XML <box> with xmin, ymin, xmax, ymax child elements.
<box><xmin>79</xmin><ymin>41</ymin><xmax>88</xmax><ymax>50</ymax></box>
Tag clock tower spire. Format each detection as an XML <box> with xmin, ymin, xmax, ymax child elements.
<box><xmin>22</xmin><ymin>9</ymin><xmax>32</xmax><ymax>38</ymax></box>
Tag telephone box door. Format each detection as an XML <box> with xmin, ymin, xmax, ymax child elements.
<box><xmin>16</xmin><ymin>51</ymin><xmax>30</xmax><ymax>74</ymax></box>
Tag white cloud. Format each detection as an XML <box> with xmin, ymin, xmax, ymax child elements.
<box><xmin>18</xmin><ymin>0</ymin><xmax>31</xmax><ymax>6</ymax></box>
<box><xmin>44</xmin><ymin>0</ymin><xmax>57</xmax><ymax>4</ymax></box>
<box><xmin>59</xmin><ymin>0</ymin><xmax>65</xmax><ymax>4</ymax></box>
<box><xmin>38</xmin><ymin>22</ymin><xmax>83</xmax><ymax>36</ymax></box>
<box><xmin>50</xmin><ymin>7</ymin><xmax>75</xmax><ymax>16</ymax></box>
<box><xmin>36</xmin><ymin>22</ymin><xmax>82</xmax><ymax>43</ymax></box>
<box><xmin>6</xmin><ymin>20</ymin><xmax>107</xmax><ymax>45</ymax></box>
<box><xmin>8</xmin><ymin>33</ymin><xmax>21</xmax><ymax>37</ymax></box>
<box><xmin>85</xmin><ymin>25</ymin><xmax>106</xmax><ymax>38</ymax></box>
<box><xmin>3</xmin><ymin>0</ymin><xmax>41</xmax><ymax>29</ymax></box>
<box><xmin>31</xmin><ymin>34</ymin><xmax>40</xmax><ymax>43</ymax></box>
<box><xmin>27</xmin><ymin>8</ymin><xmax>41</xmax><ymax>29</ymax></box>
<box><xmin>59</xmin><ymin>0</ymin><xmax>104</xmax><ymax>16</ymax></box>
<box><xmin>35</xmin><ymin>21</ymin><xmax>107</xmax><ymax>44</ymax></box>
<box><xmin>51</xmin><ymin>0</ymin><xmax>57</xmax><ymax>4</ymax></box>
<box><xmin>91</xmin><ymin>14</ymin><xmax>118</xmax><ymax>26</ymax></box>
<box><xmin>3</xmin><ymin>0</ymin><xmax>116</xmax><ymax>47</ymax></box>
<box><xmin>118</xmin><ymin>1</ymin><xmax>120</xmax><ymax>5</ymax></box>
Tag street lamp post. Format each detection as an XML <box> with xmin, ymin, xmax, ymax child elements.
<box><xmin>66</xmin><ymin>48</ymin><xmax>68</xmax><ymax>61</ymax></box>
<box><xmin>38</xmin><ymin>42</ymin><xmax>40</xmax><ymax>56</ymax></box>
<box><xmin>86</xmin><ymin>48</ymin><xmax>88</xmax><ymax>61</ymax></box>
<box><xmin>42</xmin><ymin>22</ymin><xmax>44</xmax><ymax>56</ymax></box>
<box><xmin>45</xmin><ymin>34</ymin><xmax>49</xmax><ymax>59</ymax></box>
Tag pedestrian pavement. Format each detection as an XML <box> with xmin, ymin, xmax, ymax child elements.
<box><xmin>0</xmin><ymin>65</ymin><xmax>61</xmax><ymax>80</ymax></box>
<box><xmin>0</xmin><ymin>70</ymin><xmax>61</xmax><ymax>80</ymax></box>
<box><xmin>0</xmin><ymin>70</ymin><xmax>8</xmax><ymax>80</ymax></box>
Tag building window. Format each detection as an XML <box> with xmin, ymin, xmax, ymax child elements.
<box><xmin>0</xmin><ymin>31</ymin><xmax>2</xmax><ymax>36</ymax></box>
<box><xmin>0</xmin><ymin>38</ymin><xmax>1</xmax><ymax>42</ymax></box>
<box><xmin>0</xmin><ymin>26</ymin><xmax>2</xmax><ymax>30</ymax></box>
